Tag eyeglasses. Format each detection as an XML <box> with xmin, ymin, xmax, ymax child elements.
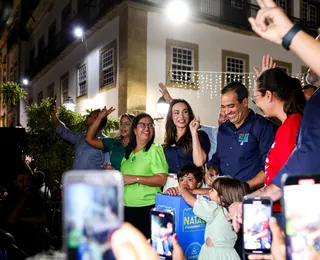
<box><xmin>137</xmin><ymin>122</ymin><xmax>155</xmax><ymax>129</ymax></box>
<box><xmin>120</xmin><ymin>122</ymin><xmax>131</xmax><ymax>127</ymax></box>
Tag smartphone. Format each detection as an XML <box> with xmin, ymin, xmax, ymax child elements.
<box><xmin>242</xmin><ymin>196</ymin><xmax>273</xmax><ymax>255</ymax></box>
<box><xmin>62</xmin><ymin>170</ymin><xmax>123</xmax><ymax>260</ymax></box>
<box><xmin>150</xmin><ymin>209</ymin><xmax>175</xmax><ymax>260</ymax></box>
<box><xmin>282</xmin><ymin>174</ymin><xmax>320</xmax><ymax>260</ymax></box>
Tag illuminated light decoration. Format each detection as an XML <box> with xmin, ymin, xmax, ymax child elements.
<box><xmin>168</xmin><ymin>70</ymin><xmax>305</xmax><ymax>100</ymax></box>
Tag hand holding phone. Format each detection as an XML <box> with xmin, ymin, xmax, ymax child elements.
<box><xmin>51</xmin><ymin>95</ymin><xmax>57</xmax><ymax>114</ymax></box>
<box><xmin>242</xmin><ymin>196</ymin><xmax>273</xmax><ymax>255</ymax></box>
<box><xmin>282</xmin><ymin>174</ymin><xmax>320</xmax><ymax>260</ymax></box>
<box><xmin>63</xmin><ymin>170</ymin><xmax>123</xmax><ymax>260</ymax></box>
<box><xmin>151</xmin><ymin>209</ymin><xmax>175</xmax><ymax>260</ymax></box>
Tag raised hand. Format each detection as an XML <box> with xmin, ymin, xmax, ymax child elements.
<box><xmin>159</xmin><ymin>82</ymin><xmax>173</xmax><ymax>103</ymax></box>
<box><xmin>189</xmin><ymin>116</ymin><xmax>201</xmax><ymax>134</ymax></box>
<box><xmin>253</xmin><ymin>54</ymin><xmax>276</xmax><ymax>77</ymax></box>
<box><xmin>99</xmin><ymin>106</ymin><xmax>116</xmax><ymax>119</ymax></box>
<box><xmin>111</xmin><ymin>223</ymin><xmax>157</xmax><ymax>260</ymax></box>
<box><xmin>50</xmin><ymin>95</ymin><xmax>57</xmax><ymax>115</ymax></box>
<box><xmin>248</xmin><ymin>0</ymin><xmax>293</xmax><ymax>45</ymax></box>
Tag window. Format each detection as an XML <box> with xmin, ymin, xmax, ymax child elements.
<box><xmin>101</xmin><ymin>49</ymin><xmax>114</xmax><ymax>86</ymax></box>
<box><xmin>61</xmin><ymin>2</ymin><xmax>72</xmax><ymax>28</ymax></box>
<box><xmin>48</xmin><ymin>20</ymin><xmax>56</xmax><ymax>44</ymax></box>
<box><xmin>99</xmin><ymin>40</ymin><xmax>117</xmax><ymax>90</ymax></box>
<box><xmin>171</xmin><ymin>47</ymin><xmax>194</xmax><ymax>83</ymax></box>
<box><xmin>302</xmin><ymin>2</ymin><xmax>318</xmax><ymax>28</ymax></box>
<box><xmin>77</xmin><ymin>63</ymin><xmax>87</xmax><ymax>97</ymax></box>
<box><xmin>28</xmin><ymin>98</ymin><xmax>33</xmax><ymax>105</ymax></box>
<box><xmin>47</xmin><ymin>83</ymin><xmax>54</xmax><ymax>98</ymax></box>
<box><xmin>274</xmin><ymin>60</ymin><xmax>292</xmax><ymax>74</ymax></box>
<box><xmin>60</xmin><ymin>72</ymin><xmax>69</xmax><ymax>104</ymax></box>
<box><xmin>276</xmin><ymin>0</ymin><xmax>287</xmax><ymax>12</ymax></box>
<box><xmin>231</xmin><ymin>0</ymin><xmax>244</xmax><ymax>10</ymax></box>
<box><xmin>166</xmin><ymin>39</ymin><xmax>199</xmax><ymax>89</ymax></box>
<box><xmin>9</xmin><ymin>62</ymin><xmax>18</xmax><ymax>82</ymax></box>
<box><xmin>222</xmin><ymin>50</ymin><xmax>249</xmax><ymax>86</ymax></box>
<box><xmin>29</xmin><ymin>47</ymin><xmax>35</xmax><ymax>67</ymax></box>
<box><xmin>37</xmin><ymin>91</ymin><xmax>43</xmax><ymax>104</ymax></box>
<box><xmin>38</xmin><ymin>35</ymin><xmax>45</xmax><ymax>55</ymax></box>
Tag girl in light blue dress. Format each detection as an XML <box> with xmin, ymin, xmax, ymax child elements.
<box><xmin>178</xmin><ymin>176</ymin><xmax>247</xmax><ymax>260</ymax></box>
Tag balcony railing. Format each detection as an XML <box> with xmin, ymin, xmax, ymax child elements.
<box><xmin>25</xmin><ymin>0</ymin><xmax>319</xmax><ymax>80</ymax></box>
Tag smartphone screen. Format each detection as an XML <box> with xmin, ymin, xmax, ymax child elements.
<box><xmin>243</xmin><ymin>197</ymin><xmax>272</xmax><ymax>255</ymax></box>
<box><xmin>151</xmin><ymin>209</ymin><xmax>175</xmax><ymax>260</ymax></box>
<box><xmin>63</xmin><ymin>170</ymin><xmax>123</xmax><ymax>260</ymax></box>
<box><xmin>283</xmin><ymin>174</ymin><xmax>320</xmax><ymax>260</ymax></box>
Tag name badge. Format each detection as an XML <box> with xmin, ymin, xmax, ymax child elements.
<box><xmin>238</xmin><ymin>133</ymin><xmax>249</xmax><ymax>145</ymax></box>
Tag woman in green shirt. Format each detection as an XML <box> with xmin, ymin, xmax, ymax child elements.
<box><xmin>121</xmin><ymin>113</ymin><xmax>168</xmax><ymax>239</ymax></box>
<box><xmin>85</xmin><ymin>108</ymin><xmax>135</xmax><ymax>171</ymax></box>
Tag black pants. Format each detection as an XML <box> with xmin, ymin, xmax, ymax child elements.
<box><xmin>124</xmin><ymin>204</ymin><xmax>154</xmax><ymax>239</ymax></box>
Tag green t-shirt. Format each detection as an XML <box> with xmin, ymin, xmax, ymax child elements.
<box><xmin>102</xmin><ymin>138</ymin><xmax>126</xmax><ymax>171</ymax></box>
<box><xmin>120</xmin><ymin>143</ymin><xmax>168</xmax><ymax>207</ymax></box>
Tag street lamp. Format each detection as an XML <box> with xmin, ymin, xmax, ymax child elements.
<box><xmin>154</xmin><ymin>96</ymin><xmax>170</xmax><ymax>120</ymax></box>
<box><xmin>166</xmin><ymin>0</ymin><xmax>190</xmax><ymax>24</ymax></box>
<box><xmin>74</xmin><ymin>27</ymin><xmax>84</xmax><ymax>42</ymax></box>
<box><xmin>64</xmin><ymin>96</ymin><xmax>76</xmax><ymax>112</ymax></box>
<box><xmin>22</xmin><ymin>79</ymin><xmax>29</xmax><ymax>85</ymax></box>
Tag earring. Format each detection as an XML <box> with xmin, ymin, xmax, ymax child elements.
<box><xmin>268</xmin><ymin>100</ymin><xmax>271</xmax><ymax>103</ymax></box>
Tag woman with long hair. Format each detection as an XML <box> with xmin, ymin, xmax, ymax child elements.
<box><xmin>85</xmin><ymin>108</ymin><xmax>135</xmax><ymax>171</ymax></box>
<box><xmin>163</xmin><ymin>99</ymin><xmax>210</xmax><ymax>190</ymax></box>
<box><xmin>252</xmin><ymin>67</ymin><xmax>306</xmax><ymax>225</ymax></box>
<box><xmin>121</xmin><ymin>113</ymin><xmax>168</xmax><ymax>238</ymax></box>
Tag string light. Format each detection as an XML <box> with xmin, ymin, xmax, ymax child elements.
<box><xmin>169</xmin><ymin>70</ymin><xmax>305</xmax><ymax>100</ymax></box>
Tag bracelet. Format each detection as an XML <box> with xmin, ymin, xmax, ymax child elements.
<box><xmin>136</xmin><ymin>177</ymin><xmax>140</xmax><ymax>183</ymax></box>
<box><xmin>282</xmin><ymin>24</ymin><xmax>302</xmax><ymax>50</ymax></box>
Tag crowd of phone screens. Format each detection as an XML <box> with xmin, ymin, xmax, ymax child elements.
<box><xmin>62</xmin><ymin>170</ymin><xmax>320</xmax><ymax>260</ymax></box>
<box><xmin>243</xmin><ymin>174</ymin><xmax>320</xmax><ymax>260</ymax></box>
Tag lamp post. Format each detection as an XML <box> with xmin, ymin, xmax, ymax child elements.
<box><xmin>154</xmin><ymin>96</ymin><xmax>170</xmax><ymax>121</ymax></box>
<box><xmin>64</xmin><ymin>96</ymin><xmax>76</xmax><ymax>112</ymax></box>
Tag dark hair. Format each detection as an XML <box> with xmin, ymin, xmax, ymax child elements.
<box><xmin>13</xmin><ymin>160</ymin><xmax>33</xmax><ymax>180</ymax></box>
<box><xmin>124</xmin><ymin>113</ymin><xmax>155</xmax><ymax>160</ymax></box>
<box><xmin>177</xmin><ymin>165</ymin><xmax>203</xmax><ymax>184</ymax></box>
<box><xmin>120</xmin><ymin>113</ymin><xmax>136</xmax><ymax>123</ymax></box>
<box><xmin>116</xmin><ymin>113</ymin><xmax>136</xmax><ymax>141</ymax></box>
<box><xmin>89</xmin><ymin>109</ymin><xmax>108</xmax><ymax>131</ymax></box>
<box><xmin>256</xmin><ymin>68</ymin><xmax>306</xmax><ymax>116</ymax></box>
<box><xmin>98</xmin><ymin>117</ymin><xmax>108</xmax><ymax>131</ymax></box>
<box><xmin>164</xmin><ymin>99</ymin><xmax>195</xmax><ymax>154</ymax></box>
<box><xmin>33</xmin><ymin>171</ymin><xmax>45</xmax><ymax>188</ymax></box>
<box><xmin>212</xmin><ymin>176</ymin><xmax>247</xmax><ymax>208</ymax></box>
<box><xmin>302</xmin><ymin>84</ymin><xmax>317</xmax><ymax>91</ymax></box>
<box><xmin>221</xmin><ymin>82</ymin><xmax>248</xmax><ymax>103</ymax></box>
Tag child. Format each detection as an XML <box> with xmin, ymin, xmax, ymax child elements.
<box><xmin>164</xmin><ymin>165</ymin><xmax>209</xmax><ymax>196</ymax></box>
<box><xmin>178</xmin><ymin>176</ymin><xmax>247</xmax><ymax>260</ymax></box>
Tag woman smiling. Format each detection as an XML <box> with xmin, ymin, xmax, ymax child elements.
<box><xmin>120</xmin><ymin>113</ymin><xmax>168</xmax><ymax>238</ymax></box>
<box><xmin>163</xmin><ymin>99</ymin><xmax>210</xmax><ymax>190</ymax></box>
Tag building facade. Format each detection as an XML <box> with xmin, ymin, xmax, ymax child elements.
<box><xmin>1</xmin><ymin>0</ymin><xmax>319</xmax><ymax>137</ymax></box>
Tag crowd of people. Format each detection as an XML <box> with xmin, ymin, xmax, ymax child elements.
<box><xmin>1</xmin><ymin>0</ymin><xmax>320</xmax><ymax>259</ymax></box>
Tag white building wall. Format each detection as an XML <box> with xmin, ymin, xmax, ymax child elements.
<box><xmin>146</xmin><ymin>10</ymin><xmax>306</xmax><ymax>130</ymax></box>
<box><xmin>26</xmin><ymin>16</ymin><xmax>120</xmax><ymax>125</ymax></box>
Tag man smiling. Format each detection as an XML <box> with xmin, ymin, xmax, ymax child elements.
<box><xmin>205</xmin><ymin>82</ymin><xmax>277</xmax><ymax>191</ymax></box>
